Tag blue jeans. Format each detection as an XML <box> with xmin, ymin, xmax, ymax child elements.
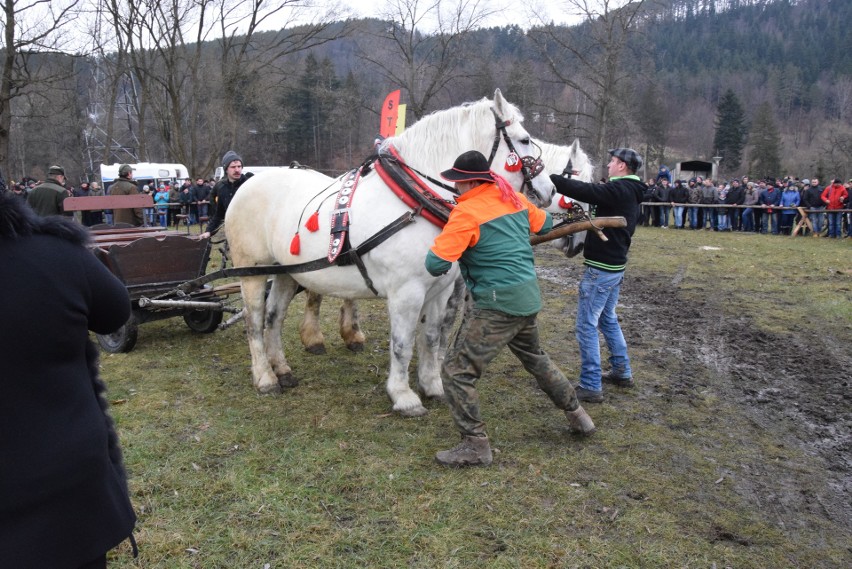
<box><xmin>809</xmin><ymin>207</ymin><xmax>824</xmax><ymax>233</ymax></box>
<box><xmin>760</xmin><ymin>211</ymin><xmax>773</xmax><ymax>234</ymax></box>
<box><xmin>827</xmin><ymin>212</ymin><xmax>842</xmax><ymax>237</ymax></box>
<box><xmin>673</xmin><ymin>206</ymin><xmax>685</xmax><ymax>227</ymax></box>
<box><xmin>576</xmin><ymin>266</ymin><xmax>631</xmax><ymax>392</ymax></box>
<box><xmin>742</xmin><ymin>208</ymin><xmax>754</xmax><ymax>231</ymax></box>
<box><xmin>658</xmin><ymin>206</ymin><xmax>670</xmax><ymax>227</ymax></box>
<box><xmin>717</xmin><ymin>210</ymin><xmax>729</xmax><ymax>231</ymax></box>
<box><xmin>689</xmin><ymin>207</ymin><xmax>700</xmax><ymax>228</ymax></box>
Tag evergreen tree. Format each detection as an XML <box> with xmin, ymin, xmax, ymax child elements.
<box><xmin>713</xmin><ymin>89</ymin><xmax>747</xmax><ymax>172</ymax></box>
<box><xmin>280</xmin><ymin>53</ymin><xmax>340</xmax><ymax>169</ymax></box>
<box><xmin>748</xmin><ymin>102</ymin><xmax>782</xmax><ymax>179</ymax></box>
<box><xmin>636</xmin><ymin>83</ymin><xmax>668</xmax><ymax>172</ymax></box>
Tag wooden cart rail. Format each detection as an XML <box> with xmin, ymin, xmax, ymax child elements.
<box><xmin>64</xmin><ymin>193</ymin><xmax>153</xmax><ymax>211</ymax></box>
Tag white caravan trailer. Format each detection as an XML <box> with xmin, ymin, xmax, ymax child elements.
<box><xmin>212</xmin><ymin>165</ymin><xmax>280</xmax><ymax>181</ymax></box>
<box><xmin>100</xmin><ymin>162</ymin><xmax>190</xmax><ymax>193</ymax></box>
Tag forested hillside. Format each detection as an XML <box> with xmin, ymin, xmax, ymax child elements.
<box><xmin>3</xmin><ymin>0</ymin><xmax>849</xmax><ymax>183</ymax></box>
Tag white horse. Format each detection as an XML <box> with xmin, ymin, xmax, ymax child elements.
<box><xmin>538</xmin><ymin>138</ymin><xmax>595</xmax><ymax>258</ymax></box>
<box><xmin>225</xmin><ymin>89</ymin><xmax>555</xmax><ymax>417</ymax></box>
<box><xmin>295</xmin><ymin>138</ymin><xmax>595</xmax><ymax>355</ymax></box>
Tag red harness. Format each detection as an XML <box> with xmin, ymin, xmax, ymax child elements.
<box><xmin>373</xmin><ymin>145</ymin><xmax>454</xmax><ymax>228</ymax></box>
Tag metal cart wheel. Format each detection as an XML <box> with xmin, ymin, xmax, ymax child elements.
<box><xmin>183</xmin><ymin>309</ymin><xmax>223</xmax><ymax>333</ymax></box>
<box><xmin>96</xmin><ymin>312</ymin><xmax>140</xmax><ymax>353</ymax></box>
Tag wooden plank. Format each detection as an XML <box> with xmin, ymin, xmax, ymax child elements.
<box><xmin>91</xmin><ymin>226</ymin><xmax>167</xmax><ymax>236</ymax></box>
<box><xmin>64</xmin><ymin>194</ymin><xmax>154</xmax><ymax>211</ymax></box>
<box><xmin>92</xmin><ymin>231</ymin><xmax>184</xmax><ymax>243</ymax></box>
<box><xmin>103</xmin><ymin>235</ymin><xmax>211</xmax><ymax>288</ymax></box>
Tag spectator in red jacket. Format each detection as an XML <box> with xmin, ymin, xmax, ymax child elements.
<box><xmin>821</xmin><ymin>179</ymin><xmax>848</xmax><ymax>238</ymax></box>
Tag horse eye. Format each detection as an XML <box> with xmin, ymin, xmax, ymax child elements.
<box><xmin>520</xmin><ymin>137</ymin><xmax>530</xmax><ymax>145</ymax></box>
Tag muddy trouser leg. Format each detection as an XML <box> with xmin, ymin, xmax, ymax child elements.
<box><xmin>442</xmin><ymin>309</ymin><xmax>522</xmax><ymax>437</ymax></box>
<box><xmin>507</xmin><ymin>315</ymin><xmax>580</xmax><ymax>412</ymax></box>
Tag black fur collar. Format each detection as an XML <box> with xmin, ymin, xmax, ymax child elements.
<box><xmin>0</xmin><ymin>190</ymin><xmax>88</xmax><ymax>245</ymax></box>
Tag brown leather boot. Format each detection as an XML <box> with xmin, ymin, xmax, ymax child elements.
<box><xmin>565</xmin><ymin>406</ymin><xmax>596</xmax><ymax>435</ymax></box>
<box><xmin>435</xmin><ymin>435</ymin><xmax>493</xmax><ymax>467</ymax></box>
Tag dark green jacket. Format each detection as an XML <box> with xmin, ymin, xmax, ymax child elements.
<box><xmin>26</xmin><ymin>178</ymin><xmax>67</xmax><ymax>217</ymax></box>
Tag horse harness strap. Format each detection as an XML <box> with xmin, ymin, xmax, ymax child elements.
<box><xmin>159</xmin><ymin>210</ymin><xmax>418</xmax><ymax>299</ymax></box>
<box><xmin>328</xmin><ymin>169</ymin><xmax>360</xmax><ymax>263</ymax></box>
<box><xmin>161</xmin><ymin>150</ymin><xmax>456</xmax><ymax>299</ymax></box>
<box><xmin>374</xmin><ymin>146</ymin><xmax>455</xmax><ymax>227</ymax></box>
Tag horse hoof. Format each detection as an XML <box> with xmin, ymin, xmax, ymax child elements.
<box><xmin>304</xmin><ymin>344</ymin><xmax>327</xmax><ymax>355</ymax></box>
<box><xmin>257</xmin><ymin>383</ymin><xmax>282</xmax><ymax>395</ymax></box>
<box><xmin>346</xmin><ymin>341</ymin><xmax>365</xmax><ymax>353</ymax></box>
<box><xmin>398</xmin><ymin>405</ymin><xmax>429</xmax><ymax>418</ymax></box>
<box><xmin>277</xmin><ymin>373</ymin><xmax>299</xmax><ymax>389</ymax></box>
<box><xmin>427</xmin><ymin>393</ymin><xmax>447</xmax><ymax>404</ymax></box>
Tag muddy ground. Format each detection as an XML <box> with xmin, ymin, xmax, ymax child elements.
<box><xmin>537</xmin><ymin>262</ymin><xmax>851</xmax><ymax>549</ymax></box>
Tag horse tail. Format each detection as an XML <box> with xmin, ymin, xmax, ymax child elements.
<box><xmin>492</xmin><ymin>172</ymin><xmax>523</xmax><ymax>210</ymax></box>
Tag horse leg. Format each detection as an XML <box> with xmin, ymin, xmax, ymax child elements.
<box><xmin>300</xmin><ymin>290</ymin><xmax>327</xmax><ymax>355</ymax></box>
<box><xmin>265</xmin><ymin>275</ymin><xmax>300</xmax><ymax>388</ymax></box>
<box><xmin>386</xmin><ymin>291</ymin><xmax>427</xmax><ymax>417</ymax></box>
<box><xmin>240</xmin><ymin>275</ymin><xmax>281</xmax><ymax>394</ymax></box>
<box><xmin>339</xmin><ymin>299</ymin><xmax>366</xmax><ymax>352</ymax></box>
<box><xmin>438</xmin><ymin>274</ymin><xmax>467</xmax><ymax>356</ymax></box>
<box><xmin>416</xmin><ymin>278</ymin><xmax>462</xmax><ymax>401</ymax></box>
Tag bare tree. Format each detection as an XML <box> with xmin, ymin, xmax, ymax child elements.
<box><xmin>359</xmin><ymin>0</ymin><xmax>499</xmax><ymax>120</ymax></box>
<box><xmin>98</xmin><ymin>0</ymin><xmax>347</xmax><ymax>177</ymax></box>
<box><xmin>0</xmin><ymin>0</ymin><xmax>84</xmax><ymax>176</ymax></box>
<box><xmin>528</xmin><ymin>0</ymin><xmax>648</xmax><ymax>172</ymax></box>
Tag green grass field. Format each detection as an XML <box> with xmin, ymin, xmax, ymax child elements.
<box><xmin>103</xmin><ymin>227</ymin><xmax>851</xmax><ymax>568</ymax></box>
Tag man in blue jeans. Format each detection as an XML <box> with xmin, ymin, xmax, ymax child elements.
<box><xmin>550</xmin><ymin>148</ymin><xmax>645</xmax><ymax>403</ymax></box>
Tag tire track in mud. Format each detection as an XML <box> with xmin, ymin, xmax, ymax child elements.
<box><xmin>621</xmin><ymin>271</ymin><xmax>852</xmax><ymax>531</ymax></box>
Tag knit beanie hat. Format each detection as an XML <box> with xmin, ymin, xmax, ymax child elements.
<box><xmin>222</xmin><ymin>150</ymin><xmax>242</xmax><ymax>170</ymax></box>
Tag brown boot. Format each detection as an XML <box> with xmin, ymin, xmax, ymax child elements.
<box><xmin>435</xmin><ymin>435</ymin><xmax>493</xmax><ymax>467</ymax></box>
<box><xmin>565</xmin><ymin>406</ymin><xmax>596</xmax><ymax>435</ymax></box>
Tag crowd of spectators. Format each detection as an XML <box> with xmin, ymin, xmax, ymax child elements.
<box><xmin>4</xmin><ymin>165</ymin><xmax>851</xmax><ymax>239</ymax></box>
<box><xmin>641</xmin><ymin>173</ymin><xmax>852</xmax><ymax>238</ymax></box>
<box><xmin>2</xmin><ymin>170</ymin><xmax>216</xmax><ymax>229</ymax></box>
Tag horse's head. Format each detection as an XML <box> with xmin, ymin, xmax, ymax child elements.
<box><xmin>388</xmin><ymin>89</ymin><xmax>554</xmax><ymax>207</ymax></box>
<box><xmin>536</xmin><ymin>137</ymin><xmax>596</xmax><ymax>258</ymax></box>
<box><xmin>487</xmin><ymin>89</ymin><xmax>554</xmax><ymax>208</ymax></box>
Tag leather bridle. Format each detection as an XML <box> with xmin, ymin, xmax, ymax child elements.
<box><xmin>487</xmin><ymin>108</ymin><xmax>545</xmax><ymax>201</ymax></box>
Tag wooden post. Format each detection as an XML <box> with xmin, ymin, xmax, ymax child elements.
<box><xmin>791</xmin><ymin>207</ymin><xmax>813</xmax><ymax>237</ymax></box>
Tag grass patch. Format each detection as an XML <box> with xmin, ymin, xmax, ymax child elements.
<box><xmin>103</xmin><ymin>227</ymin><xmax>850</xmax><ymax>567</ymax></box>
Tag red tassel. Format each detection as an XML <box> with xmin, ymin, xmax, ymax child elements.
<box><xmin>305</xmin><ymin>210</ymin><xmax>320</xmax><ymax>232</ymax></box>
<box><xmin>559</xmin><ymin>196</ymin><xmax>574</xmax><ymax>209</ymax></box>
<box><xmin>505</xmin><ymin>152</ymin><xmax>522</xmax><ymax>172</ymax></box>
<box><xmin>289</xmin><ymin>233</ymin><xmax>301</xmax><ymax>255</ymax></box>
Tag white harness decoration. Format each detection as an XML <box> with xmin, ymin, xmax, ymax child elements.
<box><xmin>327</xmin><ymin>169</ymin><xmax>361</xmax><ymax>263</ymax></box>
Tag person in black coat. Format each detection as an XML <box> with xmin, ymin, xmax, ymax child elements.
<box><xmin>0</xmin><ymin>192</ymin><xmax>137</xmax><ymax>568</ymax></box>
<box><xmin>200</xmin><ymin>150</ymin><xmax>252</xmax><ymax>239</ymax></box>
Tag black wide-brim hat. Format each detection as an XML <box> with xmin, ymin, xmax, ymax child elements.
<box><xmin>440</xmin><ymin>150</ymin><xmax>495</xmax><ymax>183</ymax></box>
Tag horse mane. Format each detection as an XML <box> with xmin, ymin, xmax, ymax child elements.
<box><xmin>385</xmin><ymin>97</ymin><xmax>516</xmax><ymax>176</ymax></box>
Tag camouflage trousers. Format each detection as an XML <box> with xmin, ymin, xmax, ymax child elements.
<box><xmin>442</xmin><ymin>308</ymin><xmax>580</xmax><ymax>437</ymax></box>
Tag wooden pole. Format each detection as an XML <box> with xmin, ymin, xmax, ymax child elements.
<box><xmin>530</xmin><ymin>216</ymin><xmax>627</xmax><ymax>246</ymax></box>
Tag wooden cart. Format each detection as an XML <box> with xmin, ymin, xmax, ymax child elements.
<box><xmin>66</xmin><ymin>194</ymin><xmax>239</xmax><ymax>353</ymax></box>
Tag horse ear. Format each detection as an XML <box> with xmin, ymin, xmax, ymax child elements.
<box><xmin>493</xmin><ymin>88</ymin><xmax>506</xmax><ymax>116</ymax></box>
